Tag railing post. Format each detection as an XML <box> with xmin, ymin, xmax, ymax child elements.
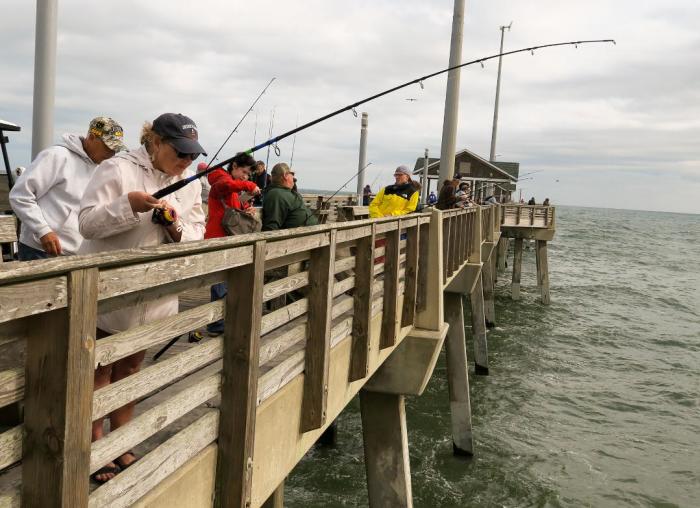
<box><xmin>350</xmin><ymin>224</ymin><xmax>376</xmax><ymax>381</ymax></box>
<box><xmin>400</xmin><ymin>223</ymin><xmax>420</xmax><ymax>328</ymax></box>
<box><xmin>214</xmin><ymin>241</ymin><xmax>265</xmax><ymax>508</ymax></box>
<box><xmin>301</xmin><ymin>230</ymin><xmax>337</xmax><ymax>431</ymax></box>
<box><xmin>22</xmin><ymin>268</ymin><xmax>97</xmax><ymax>507</ymax></box>
<box><xmin>380</xmin><ymin>220</ymin><xmax>401</xmax><ymax>349</ymax></box>
<box><xmin>415</xmin><ymin>209</ymin><xmax>444</xmax><ymax>331</ymax></box>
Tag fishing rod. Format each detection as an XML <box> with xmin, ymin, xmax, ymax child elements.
<box><xmin>153</xmin><ymin>39</ymin><xmax>614</xmax><ymax>199</ymax></box>
<box><xmin>319</xmin><ymin>162</ymin><xmax>373</xmax><ymax>208</ymax></box>
<box><xmin>289</xmin><ymin>114</ymin><xmax>299</xmax><ymax>169</ymax></box>
<box><xmin>264</xmin><ymin>107</ymin><xmax>276</xmax><ymax>169</ymax></box>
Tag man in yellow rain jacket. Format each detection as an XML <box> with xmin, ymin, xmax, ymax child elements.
<box><xmin>368</xmin><ymin>165</ymin><xmax>419</xmax><ymax>218</ymax></box>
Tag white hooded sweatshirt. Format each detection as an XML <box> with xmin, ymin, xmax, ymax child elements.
<box><xmin>79</xmin><ymin>145</ymin><xmax>205</xmax><ymax>334</ymax></box>
<box><xmin>9</xmin><ymin>133</ymin><xmax>97</xmax><ymax>254</ymax></box>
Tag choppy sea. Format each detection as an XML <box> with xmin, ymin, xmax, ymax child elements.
<box><xmin>285</xmin><ymin>206</ymin><xmax>700</xmax><ymax>507</ymax></box>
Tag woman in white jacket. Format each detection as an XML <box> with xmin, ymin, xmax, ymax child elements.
<box><xmin>79</xmin><ymin>113</ymin><xmax>206</xmax><ymax>483</ymax></box>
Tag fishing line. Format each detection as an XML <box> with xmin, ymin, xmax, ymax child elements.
<box><xmin>153</xmin><ymin>39</ymin><xmax>614</xmax><ymax>199</ymax></box>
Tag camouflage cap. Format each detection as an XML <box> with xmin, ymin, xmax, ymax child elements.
<box><xmin>89</xmin><ymin>117</ymin><xmax>127</xmax><ymax>152</ymax></box>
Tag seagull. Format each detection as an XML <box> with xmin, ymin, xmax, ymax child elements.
<box><xmin>405</xmin><ymin>98</ymin><xmax>418</xmax><ymax>102</ymax></box>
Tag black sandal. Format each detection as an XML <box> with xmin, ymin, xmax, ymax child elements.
<box><xmin>90</xmin><ymin>464</ymin><xmax>121</xmax><ymax>484</ymax></box>
<box><xmin>115</xmin><ymin>450</ymin><xmax>139</xmax><ymax>470</ymax></box>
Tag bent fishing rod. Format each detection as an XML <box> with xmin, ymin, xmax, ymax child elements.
<box><xmin>154</xmin><ymin>39</ymin><xmax>614</xmax><ymax>199</ymax></box>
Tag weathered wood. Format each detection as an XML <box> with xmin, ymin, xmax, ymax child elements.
<box><xmin>336</xmin><ymin>224</ymin><xmax>372</xmax><ymax>244</ymax></box>
<box><xmin>497</xmin><ymin>237</ymin><xmax>508</xmax><ymax>272</ymax></box>
<box><xmin>88</xmin><ymin>410</ymin><xmax>219</xmax><ymax>508</ymax></box>
<box><xmin>0</xmin><ymin>276</ymin><xmax>67</xmax><ymax>324</ymax></box>
<box><xmin>450</xmin><ymin>215</ymin><xmax>459</xmax><ymax>274</ymax></box>
<box><xmin>360</xmin><ymin>390</ymin><xmax>413</xmax><ymax>508</ymax></box>
<box><xmin>90</xmin><ymin>371</ymin><xmax>221</xmax><ymax>473</ymax></box>
<box><xmin>400</xmin><ymin>225</ymin><xmax>419</xmax><ymax>329</ymax></box>
<box><xmin>301</xmin><ymin>230</ymin><xmax>336</xmax><ymax>432</ymax></box>
<box><xmin>0</xmin><ymin>216</ymin><xmax>16</xmax><ymax>244</ymax></box>
<box><xmin>512</xmin><ymin>238</ymin><xmax>523</xmax><ymax>300</ymax></box>
<box><xmin>469</xmin><ymin>273</ymin><xmax>489</xmax><ymax>375</ymax></box>
<box><xmin>0</xmin><ymin>369</ymin><xmax>23</xmax><ymax>409</ymax></box>
<box><xmin>215</xmin><ymin>241</ymin><xmax>265</xmax><ymax>508</ymax></box>
<box><xmin>265</xmin><ymin>232</ymin><xmax>329</xmax><ymax>261</ymax></box>
<box><xmin>415</xmin><ymin>223</ymin><xmax>430</xmax><ymax>314</ymax></box>
<box><xmin>262</xmin><ymin>271</ymin><xmax>309</xmax><ymax>303</ymax></box>
<box><xmin>261</xmin><ymin>481</ymin><xmax>284</xmax><ymax>508</ymax></box>
<box><xmin>98</xmin><ymin>246</ymin><xmax>253</xmax><ymax>302</ymax></box>
<box><xmin>332</xmin><ymin>275</ymin><xmax>356</xmax><ymax>297</ymax></box>
<box><xmin>349</xmin><ymin>224</ymin><xmax>375</xmax><ymax>381</ymax></box>
<box><xmin>333</xmin><ymin>255</ymin><xmax>355</xmax><ymax>275</ymax></box>
<box><xmin>261</xmin><ymin>298</ymin><xmax>309</xmax><ymax>336</ymax></box>
<box><xmin>482</xmin><ymin>250</ymin><xmax>496</xmax><ymax>328</ymax></box>
<box><xmin>0</xmin><ymin>465</ymin><xmax>20</xmax><ymax>507</ymax></box>
<box><xmin>0</xmin><ymin>426</ymin><xmax>22</xmax><ymax>470</ymax></box>
<box><xmin>442</xmin><ymin>216</ymin><xmax>450</xmax><ymax>282</ymax></box>
<box><xmin>415</xmin><ymin>210</ymin><xmax>444</xmax><ymax>332</ymax></box>
<box><xmin>92</xmin><ymin>337</ymin><xmax>223</xmax><ymax>420</ymax></box>
<box><xmin>444</xmin><ymin>293</ymin><xmax>473</xmax><ymax>456</ymax></box>
<box><xmin>380</xmin><ymin>223</ymin><xmax>401</xmax><ymax>349</ymax></box>
<box><xmin>23</xmin><ymin>268</ymin><xmax>97</xmax><ymax>508</ymax></box>
<box><xmin>94</xmin><ymin>301</ymin><xmax>223</xmax><ymax>367</ymax></box>
<box><xmin>536</xmin><ymin>240</ymin><xmax>551</xmax><ymax>305</ymax></box>
<box><xmin>260</xmin><ymin>322</ymin><xmax>307</xmax><ymax>367</ymax></box>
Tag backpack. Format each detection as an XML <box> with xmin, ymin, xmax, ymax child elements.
<box><xmin>220</xmin><ymin>196</ymin><xmax>262</xmax><ymax>235</ymax></box>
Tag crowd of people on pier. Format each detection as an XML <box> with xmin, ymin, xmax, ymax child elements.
<box><xmin>6</xmin><ymin>112</ymin><xmax>548</xmax><ymax>484</ymax></box>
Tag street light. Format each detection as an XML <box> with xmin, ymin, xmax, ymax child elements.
<box><xmin>489</xmin><ymin>21</ymin><xmax>512</xmax><ymax>162</ymax></box>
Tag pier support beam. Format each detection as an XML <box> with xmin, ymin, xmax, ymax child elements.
<box><xmin>262</xmin><ymin>481</ymin><xmax>284</xmax><ymax>508</ymax></box>
<box><xmin>444</xmin><ymin>293</ymin><xmax>473</xmax><ymax>456</ymax></box>
<box><xmin>496</xmin><ymin>237</ymin><xmax>508</xmax><ymax>272</ymax></box>
<box><xmin>511</xmin><ymin>238</ymin><xmax>523</xmax><ymax>300</ymax></box>
<box><xmin>536</xmin><ymin>240</ymin><xmax>550</xmax><ymax>304</ymax></box>
<box><xmin>469</xmin><ymin>273</ymin><xmax>489</xmax><ymax>375</ymax></box>
<box><xmin>482</xmin><ymin>252</ymin><xmax>496</xmax><ymax>328</ymax></box>
<box><xmin>360</xmin><ymin>390</ymin><xmax>413</xmax><ymax>508</ymax></box>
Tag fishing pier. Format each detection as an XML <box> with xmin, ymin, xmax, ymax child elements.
<box><xmin>0</xmin><ymin>203</ymin><xmax>554</xmax><ymax>507</ymax></box>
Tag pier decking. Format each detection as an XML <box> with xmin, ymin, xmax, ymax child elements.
<box><xmin>0</xmin><ymin>203</ymin><xmax>554</xmax><ymax>507</ymax></box>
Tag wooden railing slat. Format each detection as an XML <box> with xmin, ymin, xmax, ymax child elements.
<box><xmin>400</xmin><ymin>224</ymin><xmax>419</xmax><ymax>328</ymax></box>
<box><xmin>380</xmin><ymin>222</ymin><xmax>401</xmax><ymax>349</ymax></box>
<box><xmin>215</xmin><ymin>240</ymin><xmax>266</xmax><ymax>507</ymax></box>
<box><xmin>301</xmin><ymin>231</ymin><xmax>336</xmax><ymax>432</ymax></box>
<box><xmin>0</xmin><ymin>276</ymin><xmax>67</xmax><ymax>324</ymax></box>
<box><xmin>349</xmin><ymin>223</ymin><xmax>375</xmax><ymax>381</ymax></box>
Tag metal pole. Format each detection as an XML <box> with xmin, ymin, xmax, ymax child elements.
<box><xmin>32</xmin><ymin>0</ymin><xmax>59</xmax><ymax>159</ymax></box>
<box><xmin>1</xmin><ymin>134</ymin><xmax>14</xmax><ymax>189</ymax></box>
<box><xmin>421</xmin><ymin>148</ymin><xmax>429</xmax><ymax>203</ymax></box>
<box><xmin>437</xmin><ymin>0</ymin><xmax>466</xmax><ymax>188</ymax></box>
<box><xmin>489</xmin><ymin>22</ymin><xmax>511</xmax><ymax>162</ymax></box>
<box><xmin>356</xmin><ymin>112</ymin><xmax>368</xmax><ymax>205</ymax></box>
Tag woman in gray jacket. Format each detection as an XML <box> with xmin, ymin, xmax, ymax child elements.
<box><xmin>79</xmin><ymin>113</ymin><xmax>206</xmax><ymax>483</ymax></box>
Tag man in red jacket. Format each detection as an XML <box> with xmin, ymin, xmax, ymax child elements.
<box><xmin>205</xmin><ymin>152</ymin><xmax>260</xmax><ymax>334</ymax></box>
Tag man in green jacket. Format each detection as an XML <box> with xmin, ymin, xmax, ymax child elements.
<box><xmin>262</xmin><ymin>163</ymin><xmax>319</xmax><ymax>231</ymax></box>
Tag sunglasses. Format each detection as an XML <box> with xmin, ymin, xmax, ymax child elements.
<box><xmin>168</xmin><ymin>143</ymin><xmax>199</xmax><ymax>161</ymax></box>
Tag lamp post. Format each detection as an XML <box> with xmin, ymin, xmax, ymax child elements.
<box><xmin>32</xmin><ymin>0</ymin><xmax>59</xmax><ymax>158</ymax></box>
<box><xmin>489</xmin><ymin>22</ymin><xmax>512</xmax><ymax>162</ymax></box>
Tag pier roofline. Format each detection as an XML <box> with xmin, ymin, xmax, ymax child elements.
<box><xmin>0</xmin><ymin>203</ymin><xmax>554</xmax><ymax>507</ymax></box>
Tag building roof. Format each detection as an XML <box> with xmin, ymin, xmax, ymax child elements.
<box><xmin>413</xmin><ymin>148</ymin><xmax>518</xmax><ymax>182</ymax></box>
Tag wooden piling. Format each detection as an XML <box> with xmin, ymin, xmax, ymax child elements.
<box><xmin>261</xmin><ymin>481</ymin><xmax>284</xmax><ymax>508</ymax></box>
<box><xmin>481</xmin><ymin>252</ymin><xmax>496</xmax><ymax>328</ymax></box>
<box><xmin>511</xmin><ymin>238</ymin><xmax>523</xmax><ymax>300</ymax></box>
<box><xmin>443</xmin><ymin>293</ymin><xmax>473</xmax><ymax>456</ymax></box>
<box><xmin>496</xmin><ymin>237</ymin><xmax>508</xmax><ymax>272</ymax></box>
<box><xmin>536</xmin><ymin>240</ymin><xmax>551</xmax><ymax>304</ymax></box>
<box><xmin>469</xmin><ymin>273</ymin><xmax>489</xmax><ymax>375</ymax></box>
<box><xmin>360</xmin><ymin>390</ymin><xmax>413</xmax><ymax>508</ymax></box>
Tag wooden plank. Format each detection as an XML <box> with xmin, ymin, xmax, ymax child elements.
<box><xmin>415</xmin><ymin>222</ymin><xmax>430</xmax><ymax>314</ymax></box>
<box><xmin>333</xmin><ymin>255</ymin><xmax>355</xmax><ymax>275</ymax></box>
<box><xmin>262</xmin><ymin>271</ymin><xmax>309</xmax><ymax>303</ymax></box>
<box><xmin>92</xmin><ymin>337</ymin><xmax>223</xmax><ymax>420</ymax></box>
<box><xmin>442</xmin><ymin>216</ymin><xmax>450</xmax><ymax>282</ymax></box>
<box><xmin>88</xmin><ymin>411</ymin><xmax>219</xmax><ymax>508</ymax></box>
<box><xmin>260</xmin><ymin>298</ymin><xmax>308</xmax><ymax>336</ymax></box>
<box><xmin>265</xmin><ymin>233</ymin><xmax>329</xmax><ymax>261</ymax></box>
<box><xmin>301</xmin><ymin>230</ymin><xmax>336</xmax><ymax>432</ymax></box>
<box><xmin>98</xmin><ymin>245</ymin><xmax>253</xmax><ymax>301</ymax></box>
<box><xmin>0</xmin><ymin>465</ymin><xmax>20</xmax><ymax>507</ymax></box>
<box><xmin>0</xmin><ymin>216</ymin><xmax>16</xmax><ymax>244</ymax></box>
<box><xmin>400</xmin><ymin>224</ymin><xmax>419</xmax><ymax>328</ymax></box>
<box><xmin>380</xmin><ymin>223</ymin><xmax>401</xmax><ymax>349</ymax></box>
<box><xmin>349</xmin><ymin>223</ymin><xmax>375</xmax><ymax>381</ymax></box>
<box><xmin>450</xmin><ymin>214</ymin><xmax>459</xmax><ymax>274</ymax></box>
<box><xmin>0</xmin><ymin>276</ymin><xmax>67</xmax><ymax>324</ymax></box>
<box><xmin>94</xmin><ymin>301</ymin><xmax>224</xmax><ymax>367</ymax></box>
<box><xmin>90</xmin><ymin>371</ymin><xmax>221</xmax><ymax>474</ymax></box>
<box><xmin>0</xmin><ymin>368</ymin><xmax>23</xmax><ymax>409</ymax></box>
<box><xmin>0</xmin><ymin>426</ymin><xmax>22</xmax><ymax>470</ymax></box>
<box><xmin>332</xmin><ymin>276</ymin><xmax>355</xmax><ymax>297</ymax></box>
<box><xmin>336</xmin><ymin>224</ymin><xmax>372</xmax><ymax>244</ymax></box>
<box><xmin>512</xmin><ymin>238</ymin><xmax>523</xmax><ymax>300</ymax></box>
<box><xmin>215</xmin><ymin>241</ymin><xmax>265</xmax><ymax>508</ymax></box>
<box><xmin>22</xmin><ymin>268</ymin><xmax>97</xmax><ymax>508</ymax></box>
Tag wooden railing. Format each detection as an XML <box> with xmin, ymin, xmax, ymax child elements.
<box><xmin>0</xmin><ymin>211</ymin><xmax>443</xmax><ymax>507</ymax></box>
<box><xmin>300</xmin><ymin>194</ymin><xmax>356</xmax><ymax>224</ymax></box>
<box><xmin>0</xmin><ymin>216</ymin><xmax>16</xmax><ymax>263</ymax></box>
<box><xmin>501</xmin><ymin>204</ymin><xmax>555</xmax><ymax>228</ymax></box>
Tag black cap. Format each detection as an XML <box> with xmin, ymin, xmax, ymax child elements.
<box><xmin>152</xmin><ymin>113</ymin><xmax>207</xmax><ymax>156</ymax></box>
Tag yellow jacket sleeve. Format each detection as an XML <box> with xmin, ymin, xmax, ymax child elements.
<box><xmin>368</xmin><ymin>188</ymin><xmax>385</xmax><ymax>218</ymax></box>
<box><xmin>400</xmin><ymin>190</ymin><xmax>420</xmax><ymax>215</ymax></box>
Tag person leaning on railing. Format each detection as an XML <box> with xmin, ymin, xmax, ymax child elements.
<box><xmin>368</xmin><ymin>165</ymin><xmax>419</xmax><ymax>218</ymax></box>
<box><xmin>78</xmin><ymin>113</ymin><xmax>207</xmax><ymax>484</ymax></box>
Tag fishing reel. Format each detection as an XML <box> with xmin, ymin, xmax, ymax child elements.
<box><xmin>151</xmin><ymin>207</ymin><xmax>178</xmax><ymax>226</ymax></box>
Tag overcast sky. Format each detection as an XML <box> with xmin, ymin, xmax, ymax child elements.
<box><xmin>1</xmin><ymin>0</ymin><xmax>699</xmax><ymax>214</ymax></box>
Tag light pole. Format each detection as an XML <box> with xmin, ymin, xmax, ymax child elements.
<box><xmin>32</xmin><ymin>0</ymin><xmax>59</xmax><ymax>158</ymax></box>
<box><xmin>489</xmin><ymin>22</ymin><xmax>512</xmax><ymax>162</ymax></box>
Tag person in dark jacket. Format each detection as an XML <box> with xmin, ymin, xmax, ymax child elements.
<box><xmin>252</xmin><ymin>161</ymin><xmax>269</xmax><ymax>205</ymax></box>
<box><xmin>436</xmin><ymin>177</ymin><xmax>459</xmax><ymax>210</ymax></box>
<box><xmin>262</xmin><ymin>163</ymin><xmax>318</xmax><ymax>231</ymax></box>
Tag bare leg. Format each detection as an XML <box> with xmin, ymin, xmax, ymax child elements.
<box><xmin>92</xmin><ymin>364</ymin><xmax>117</xmax><ymax>482</ymax></box>
<box><xmin>109</xmin><ymin>350</ymin><xmax>147</xmax><ymax>467</ymax></box>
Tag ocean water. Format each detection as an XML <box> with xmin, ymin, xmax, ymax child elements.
<box><xmin>284</xmin><ymin>206</ymin><xmax>700</xmax><ymax>507</ymax></box>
